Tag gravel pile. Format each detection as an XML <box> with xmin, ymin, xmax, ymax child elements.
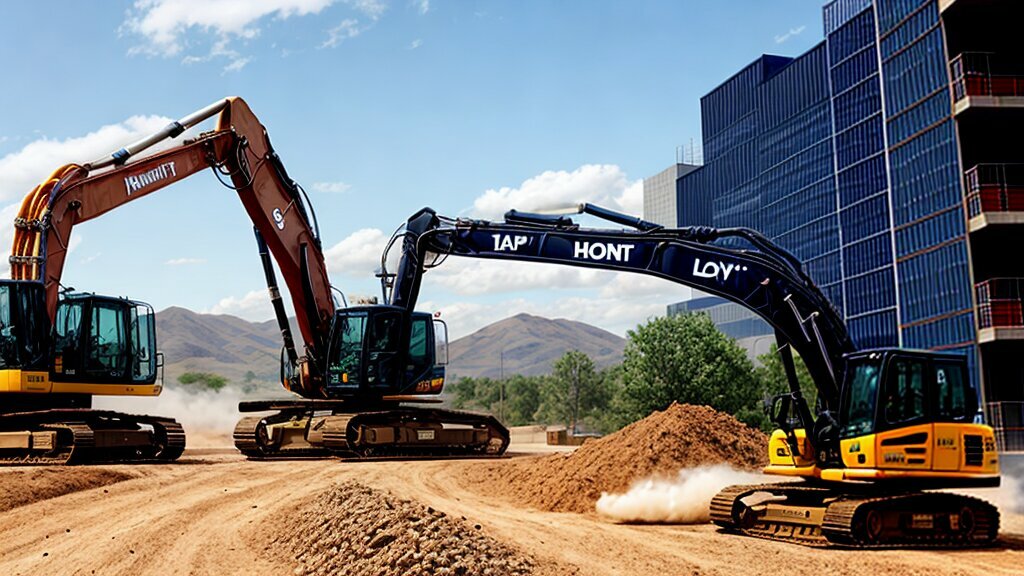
<box><xmin>268</xmin><ymin>481</ymin><xmax>536</xmax><ymax>576</ymax></box>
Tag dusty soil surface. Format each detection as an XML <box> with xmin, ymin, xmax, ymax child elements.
<box><xmin>0</xmin><ymin>448</ymin><xmax>1021</xmax><ymax>576</ymax></box>
<box><xmin>0</xmin><ymin>468</ymin><xmax>135</xmax><ymax>512</ymax></box>
<box><xmin>464</xmin><ymin>402</ymin><xmax>768</xmax><ymax>513</ymax></box>
<box><xmin>267</xmin><ymin>481</ymin><xmax>544</xmax><ymax>576</ymax></box>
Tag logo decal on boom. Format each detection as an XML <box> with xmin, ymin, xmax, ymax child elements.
<box><xmin>272</xmin><ymin>208</ymin><xmax>286</xmax><ymax>230</ymax></box>
<box><xmin>124</xmin><ymin>161</ymin><xmax>177</xmax><ymax>196</ymax></box>
<box><xmin>492</xmin><ymin>234</ymin><xmax>528</xmax><ymax>252</ymax></box>
<box><xmin>573</xmin><ymin>241</ymin><xmax>635</xmax><ymax>262</ymax></box>
<box><xmin>692</xmin><ymin>258</ymin><xmax>747</xmax><ymax>281</ymax></box>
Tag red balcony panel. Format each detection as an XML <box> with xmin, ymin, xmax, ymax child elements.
<box><xmin>1006</xmin><ymin>186</ymin><xmax>1024</xmax><ymax>211</ymax></box>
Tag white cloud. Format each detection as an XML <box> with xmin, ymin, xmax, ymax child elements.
<box><xmin>206</xmin><ymin>289</ymin><xmax>274</xmax><ymax>321</ymax></box>
<box><xmin>312</xmin><ymin>180</ymin><xmax>352</xmax><ymax>193</ymax></box>
<box><xmin>774</xmin><ymin>25</ymin><xmax>807</xmax><ymax>44</ymax></box>
<box><xmin>222</xmin><ymin>55</ymin><xmax>251</xmax><ymax>73</ymax></box>
<box><xmin>349</xmin><ymin>0</ymin><xmax>387</xmax><ymax>19</ymax></box>
<box><xmin>323</xmin><ymin>227</ymin><xmax>388</xmax><ymax>276</ymax></box>
<box><xmin>166</xmin><ymin>257</ymin><xmax>207</xmax><ymax>265</ymax></box>
<box><xmin>123</xmin><ymin>0</ymin><xmax>337</xmax><ymax>56</ymax></box>
<box><xmin>471</xmin><ymin>164</ymin><xmax>643</xmax><ymax>221</ymax></box>
<box><xmin>321</xmin><ymin>18</ymin><xmax>363</xmax><ymax>48</ymax></box>
<box><xmin>81</xmin><ymin>253</ymin><xmax>103</xmax><ymax>265</ymax></box>
<box><xmin>414</xmin><ymin>0</ymin><xmax>429</xmax><ymax>15</ymax></box>
<box><xmin>0</xmin><ymin>115</ymin><xmax>180</xmax><ymax>203</ymax></box>
<box><xmin>408</xmin><ymin>38</ymin><xmax>422</xmax><ymax>50</ymax></box>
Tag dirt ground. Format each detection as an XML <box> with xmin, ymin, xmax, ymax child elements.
<box><xmin>0</xmin><ymin>437</ymin><xmax>1023</xmax><ymax>576</ymax></box>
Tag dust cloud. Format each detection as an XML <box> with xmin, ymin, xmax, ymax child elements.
<box><xmin>94</xmin><ymin>386</ymin><xmax>250</xmax><ymax>445</ymax></box>
<box><xmin>595</xmin><ymin>464</ymin><xmax>767</xmax><ymax>524</ymax></box>
<box><xmin>993</xmin><ymin>472</ymin><xmax>1023</xmax><ymax>513</ymax></box>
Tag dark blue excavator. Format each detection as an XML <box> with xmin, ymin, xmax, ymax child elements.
<box><xmin>374</xmin><ymin>204</ymin><xmax>1001</xmax><ymax>548</ymax></box>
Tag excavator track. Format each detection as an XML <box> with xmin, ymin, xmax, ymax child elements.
<box><xmin>0</xmin><ymin>409</ymin><xmax>185</xmax><ymax>465</ymax></box>
<box><xmin>233</xmin><ymin>404</ymin><xmax>509</xmax><ymax>461</ymax></box>
<box><xmin>710</xmin><ymin>482</ymin><xmax>1000</xmax><ymax>549</ymax></box>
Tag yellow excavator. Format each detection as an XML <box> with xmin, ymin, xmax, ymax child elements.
<box><xmin>373</xmin><ymin>205</ymin><xmax>1001</xmax><ymax>548</ymax></box>
<box><xmin>0</xmin><ymin>97</ymin><xmax>508</xmax><ymax>465</ymax></box>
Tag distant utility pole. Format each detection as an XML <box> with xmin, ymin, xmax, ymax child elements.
<box><xmin>499</xmin><ymin>348</ymin><xmax>505</xmax><ymax>423</ymax></box>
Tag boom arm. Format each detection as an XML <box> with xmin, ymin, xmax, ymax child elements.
<box><xmin>9</xmin><ymin>98</ymin><xmax>336</xmax><ymax>396</ymax></box>
<box><xmin>384</xmin><ymin>206</ymin><xmax>856</xmax><ymax>412</ymax></box>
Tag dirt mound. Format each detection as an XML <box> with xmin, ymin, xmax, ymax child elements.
<box><xmin>267</xmin><ymin>481</ymin><xmax>537</xmax><ymax>576</ymax></box>
<box><xmin>0</xmin><ymin>468</ymin><xmax>135</xmax><ymax>512</ymax></box>
<box><xmin>465</xmin><ymin>402</ymin><xmax>768</xmax><ymax>513</ymax></box>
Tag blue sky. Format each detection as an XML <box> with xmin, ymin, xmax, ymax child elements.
<box><xmin>0</xmin><ymin>0</ymin><xmax>824</xmax><ymax>338</ymax></box>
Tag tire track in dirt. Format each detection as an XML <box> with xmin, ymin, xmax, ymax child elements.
<box><xmin>1</xmin><ymin>452</ymin><xmax>1022</xmax><ymax>576</ymax></box>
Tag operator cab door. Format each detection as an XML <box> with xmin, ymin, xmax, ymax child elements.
<box><xmin>403</xmin><ymin>313</ymin><xmax>446</xmax><ymax>394</ymax></box>
<box><xmin>129</xmin><ymin>304</ymin><xmax>158</xmax><ymax>384</ymax></box>
<box><xmin>931</xmin><ymin>359</ymin><xmax>974</xmax><ymax>471</ymax></box>
<box><xmin>327</xmin><ymin>311</ymin><xmax>368</xmax><ymax>392</ymax></box>
<box><xmin>874</xmin><ymin>355</ymin><xmax>932</xmax><ymax>471</ymax></box>
<box><xmin>366</xmin><ymin>310</ymin><xmax>403</xmax><ymax>391</ymax></box>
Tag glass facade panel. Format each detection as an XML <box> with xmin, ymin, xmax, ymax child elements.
<box><xmin>889</xmin><ymin>121</ymin><xmax>961</xmax><ymax>226</ymax></box>
<box><xmin>669</xmin><ymin>0</ymin><xmax>978</xmax><ymax>387</ymax></box>
<box><xmin>883</xmin><ymin>29</ymin><xmax>948</xmax><ymax>116</ymax></box>
<box><xmin>897</xmin><ymin>241</ymin><xmax>973</xmax><ymax>325</ymax></box>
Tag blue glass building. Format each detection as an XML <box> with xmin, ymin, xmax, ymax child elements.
<box><xmin>659</xmin><ymin>0</ymin><xmax>1024</xmax><ymax>448</ymax></box>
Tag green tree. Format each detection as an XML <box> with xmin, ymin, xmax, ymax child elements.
<box><xmin>537</xmin><ymin>351</ymin><xmax>610</xmax><ymax>433</ymax></box>
<box><xmin>502</xmin><ymin>374</ymin><xmax>544</xmax><ymax>426</ymax></box>
<box><xmin>449</xmin><ymin>376</ymin><xmax>499</xmax><ymax>411</ymax></box>
<box><xmin>620</xmin><ymin>312</ymin><xmax>764</xmax><ymax>429</ymax></box>
<box><xmin>590</xmin><ymin>364</ymin><xmax>629</xmax><ymax>434</ymax></box>
<box><xmin>177</xmin><ymin>371</ymin><xmax>229</xmax><ymax>392</ymax></box>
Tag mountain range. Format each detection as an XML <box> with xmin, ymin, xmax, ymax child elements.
<box><xmin>154</xmin><ymin>308</ymin><xmax>626</xmax><ymax>387</ymax></box>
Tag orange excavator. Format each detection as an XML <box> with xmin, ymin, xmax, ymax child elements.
<box><xmin>0</xmin><ymin>97</ymin><xmax>508</xmax><ymax>464</ymax></box>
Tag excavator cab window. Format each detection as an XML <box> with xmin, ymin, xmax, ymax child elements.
<box><xmin>129</xmin><ymin>304</ymin><xmax>157</xmax><ymax>383</ymax></box>
<box><xmin>404</xmin><ymin>313</ymin><xmax>439</xmax><ymax>386</ymax></box>
<box><xmin>839</xmin><ymin>356</ymin><xmax>881</xmax><ymax>438</ymax></box>
<box><xmin>87</xmin><ymin>302</ymin><xmax>127</xmax><ymax>378</ymax></box>
<box><xmin>0</xmin><ymin>286</ymin><xmax>18</xmax><ymax>368</ymax></box>
<box><xmin>934</xmin><ymin>361</ymin><xmax>970</xmax><ymax>420</ymax></box>
<box><xmin>53</xmin><ymin>298</ymin><xmax>85</xmax><ymax>377</ymax></box>
<box><xmin>52</xmin><ymin>295</ymin><xmax>156</xmax><ymax>384</ymax></box>
<box><xmin>882</xmin><ymin>358</ymin><xmax>927</xmax><ymax>425</ymax></box>
<box><xmin>433</xmin><ymin>318</ymin><xmax>448</xmax><ymax>366</ymax></box>
<box><xmin>0</xmin><ymin>282</ymin><xmax>48</xmax><ymax>371</ymax></box>
<box><xmin>327</xmin><ymin>311</ymin><xmax>367</xmax><ymax>390</ymax></box>
<box><xmin>367</xmin><ymin>311</ymin><xmax>402</xmax><ymax>389</ymax></box>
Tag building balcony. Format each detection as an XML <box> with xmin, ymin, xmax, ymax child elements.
<box><xmin>950</xmin><ymin>53</ymin><xmax>1024</xmax><ymax>115</ymax></box>
<box><xmin>976</xmin><ymin>278</ymin><xmax>1024</xmax><ymax>342</ymax></box>
<box><xmin>964</xmin><ymin>164</ymin><xmax>1024</xmax><ymax>231</ymax></box>
<box><xmin>986</xmin><ymin>401</ymin><xmax>1024</xmax><ymax>452</ymax></box>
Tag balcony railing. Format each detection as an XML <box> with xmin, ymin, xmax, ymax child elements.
<box><xmin>964</xmin><ymin>164</ymin><xmax>1024</xmax><ymax>218</ymax></box>
<box><xmin>986</xmin><ymin>401</ymin><xmax>1024</xmax><ymax>452</ymax></box>
<box><xmin>976</xmin><ymin>278</ymin><xmax>1024</xmax><ymax>329</ymax></box>
<box><xmin>950</xmin><ymin>52</ymin><xmax>1024</xmax><ymax>101</ymax></box>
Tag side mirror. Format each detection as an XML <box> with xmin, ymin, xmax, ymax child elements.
<box><xmin>432</xmin><ymin>319</ymin><xmax>449</xmax><ymax>366</ymax></box>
